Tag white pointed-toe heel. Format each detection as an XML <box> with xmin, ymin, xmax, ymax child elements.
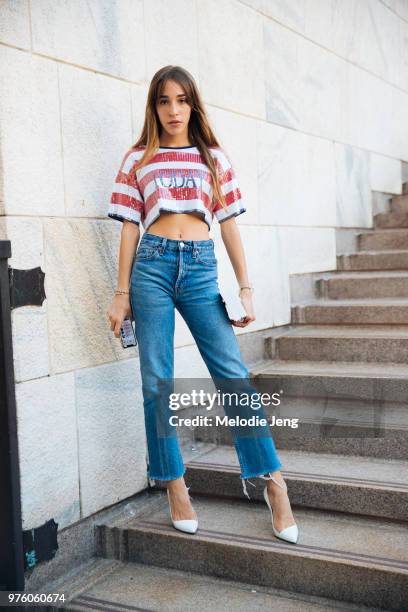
<box><xmin>263</xmin><ymin>482</ymin><xmax>299</xmax><ymax>544</ymax></box>
<box><xmin>167</xmin><ymin>486</ymin><xmax>198</xmax><ymax>534</ymax></box>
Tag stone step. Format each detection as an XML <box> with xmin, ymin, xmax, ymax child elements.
<box><xmin>358</xmin><ymin>229</ymin><xmax>408</xmax><ymax>251</ymax></box>
<box><xmin>337</xmin><ymin>250</ymin><xmax>408</xmax><ymax>271</ymax></box>
<box><xmin>249</xmin><ymin>358</ymin><xmax>408</xmax><ymax>404</ymax></box>
<box><xmin>97</xmin><ymin>492</ymin><xmax>408</xmax><ymax>610</ymax></box>
<box><xmin>374</xmin><ymin>210</ymin><xmax>408</xmax><ymax>228</ymax></box>
<box><xmin>192</xmin><ymin>392</ymin><xmax>408</xmax><ymax>461</ymax></box>
<box><xmin>391</xmin><ymin>194</ymin><xmax>408</xmax><ymax>215</ymax></box>
<box><xmin>292</xmin><ymin>298</ymin><xmax>408</xmax><ymax>324</ymax></box>
<box><xmin>267</xmin><ymin>325</ymin><xmax>408</xmax><ymax>364</ymax></box>
<box><xmin>180</xmin><ymin>445</ymin><xmax>408</xmax><ymax>521</ymax></box>
<box><xmin>317</xmin><ymin>271</ymin><xmax>408</xmax><ymax>299</ymax></box>
<box><xmin>54</xmin><ymin>558</ymin><xmax>378</xmax><ymax>612</ymax></box>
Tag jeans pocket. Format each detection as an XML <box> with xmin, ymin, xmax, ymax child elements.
<box><xmin>135</xmin><ymin>246</ymin><xmax>160</xmax><ymax>261</ymax></box>
<box><xmin>195</xmin><ymin>250</ymin><xmax>217</xmax><ymax>267</ymax></box>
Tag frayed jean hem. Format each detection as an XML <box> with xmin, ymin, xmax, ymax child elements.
<box><xmin>147</xmin><ymin>468</ymin><xmax>186</xmax><ymax>485</ymax></box>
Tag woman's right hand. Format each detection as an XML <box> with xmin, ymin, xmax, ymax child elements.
<box><xmin>107</xmin><ymin>294</ymin><xmax>133</xmax><ymax>338</ymax></box>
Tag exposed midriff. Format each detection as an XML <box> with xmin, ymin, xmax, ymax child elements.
<box><xmin>146</xmin><ymin>210</ymin><xmax>210</xmax><ymax>240</ymax></box>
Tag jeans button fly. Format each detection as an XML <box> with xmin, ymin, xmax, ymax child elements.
<box><xmin>180</xmin><ymin>242</ymin><xmax>184</xmax><ymax>248</ymax></box>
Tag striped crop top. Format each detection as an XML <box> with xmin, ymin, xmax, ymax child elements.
<box><xmin>107</xmin><ymin>144</ymin><xmax>246</xmax><ymax>231</ymax></box>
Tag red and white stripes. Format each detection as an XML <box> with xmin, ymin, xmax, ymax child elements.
<box><xmin>108</xmin><ymin>145</ymin><xmax>246</xmax><ymax>230</ymax></box>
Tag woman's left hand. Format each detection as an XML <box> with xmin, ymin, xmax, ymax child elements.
<box><xmin>231</xmin><ymin>292</ymin><xmax>256</xmax><ymax>328</ymax></box>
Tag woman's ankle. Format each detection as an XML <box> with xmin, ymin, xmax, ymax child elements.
<box><xmin>167</xmin><ymin>475</ymin><xmax>186</xmax><ymax>492</ymax></box>
<box><xmin>265</xmin><ymin>471</ymin><xmax>287</xmax><ymax>494</ymax></box>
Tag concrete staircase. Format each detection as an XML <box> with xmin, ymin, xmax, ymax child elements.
<box><xmin>49</xmin><ymin>187</ymin><xmax>408</xmax><ymax>611</ymax></box>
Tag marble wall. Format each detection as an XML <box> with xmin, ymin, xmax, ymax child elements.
<box><xmin>0</xmin><ymin>0</ymin><xmax>407</xmax><ymax>531</ymax></box>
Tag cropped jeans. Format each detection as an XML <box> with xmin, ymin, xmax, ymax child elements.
<box><xmin>129</xmin><ymin>232</ymin><xmax>283</xmax><ymax>499</ymax></box>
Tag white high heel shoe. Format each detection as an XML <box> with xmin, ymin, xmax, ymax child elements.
<box><xmin>167</xmin><ymin>486</ymin><xmax>198</xmax><ymax>534</ymax></box>
<box><xmin>263</xmin><ymin>479</ymin><xmax>299</xmax><ymax>544</ymax></box>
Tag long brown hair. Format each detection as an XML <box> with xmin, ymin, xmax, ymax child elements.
<box><xmin>132</xmin><ymin>65</ymin><xmax>228</xmax><ymax>211</ymax></box>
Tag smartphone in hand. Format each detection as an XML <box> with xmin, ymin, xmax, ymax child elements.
<box><xmin>120</xmin><ymin>317</ymin><xmax>137</xmax><ymax>348</ymax></box>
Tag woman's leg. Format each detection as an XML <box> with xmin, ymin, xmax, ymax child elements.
<box><xmin>176</xmin><ymin>272</ymin><xmax>282</xmax><ymax>490</ymax></box>
<box><xmin>130</xmin><ymin>246</ymin><xmax>184</xmax><ymax>483</ymax></box>
<box><xmin>178</xmin><ymin>290</ymin><xmax>296</xmax><ymax>529</ymax></box>
<box><xmin>130</xmin><ymin>237</ymin><xmax>196</xmax><ymax>521</ymax></box>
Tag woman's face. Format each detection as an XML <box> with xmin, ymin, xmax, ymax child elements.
<box><xmin>156</xmin><ymin>79</ymin><xmax>192</xmax><ymax>141</ymax></box>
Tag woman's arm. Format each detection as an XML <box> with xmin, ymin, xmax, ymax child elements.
<box><xmin>117</xmin><ymin>221</ymin><xmax>140</xmax><ymax>290</ymax></box>
<box><xmin>220</xmin><ymin>218</ymin><xmax>255</xmax><ymax>327</ymax></box>
<box><xmin>107</xmin><ymin>221</ymin><xmax>140</xmax><ymax>338</ymax></box>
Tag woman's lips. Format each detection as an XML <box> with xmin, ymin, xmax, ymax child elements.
<box><xmin>169</xmin><ymin>121</ymin><xmax>181</xmax><ymax>125</ymax></box>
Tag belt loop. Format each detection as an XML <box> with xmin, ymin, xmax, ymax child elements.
<box><xmin>193</xmin><ymin>239</ymin><xmax>198</xmax><ymax>258</ymax></box>
<box><xmin>160</xmin><ymin>237</ymin><xmax>167</xmax><ymax>255</ymax></box>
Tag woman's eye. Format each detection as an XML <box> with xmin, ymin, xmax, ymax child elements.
<box><xmin>159</xmin><ymin>99</ymin><xmax>187</xmax><ymax>105</ymax></box>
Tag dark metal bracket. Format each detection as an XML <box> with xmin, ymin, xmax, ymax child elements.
<box><xmin>8</xmin><ymin>266</ymin><xmax>46</xmax><ymax>310</ymax></box>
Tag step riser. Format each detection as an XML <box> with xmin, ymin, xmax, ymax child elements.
<box><xmin>275</xmin><ymin>433</ymin><xmax>407</xmax><ymax>461</ymax></box>
<box><xmin>252</xmin><ymin>371</ymin><xmax>408</xmax><ymax>403</ymax></box>
<box><xmin>292</xmin><ymin>305</ymin><xmax>408</xmax><ymax>325</ymax></box>
<box><xmin>358</xmin><ymin>233</ymin><xmax>408</xmax><ymax>251</ymax></box>
<box><xmin>374</xmin><ymin>212</ymin><xmax>408</xmax><ymax>228</ymax></box>
<box><xmin>194</xmin><ymin>423</ymin><xmax>408</xmax><ymax>461</ymax></box>
<box><xmin>337</xmin><ymin>253</ymin><xmax>408</xmax><ymax>271</ymax></box>
<box><xmin>272</xmin><ymin>336</ymin><xmax>408</xmax><ymax>364</ymax></box>
<box><xmin>319</xmin><ymin>278</ymin><xmax>408</xmax><ymax>299</ymax></box>
<box><xmin>180</xmin><ymin>466</ymin><xmax>408</xmax><ymax>522</ymax></box>
<box><xmin>101</xmin><ymin>526</ymin><xmax>408</xmax><ymax>611</ymax></box>
<box><xmin>182</xmin><ymin>390</ymin><xmax>408</xmax><ymax>462</ymax></box>
<box><xmin>391</xmin><ymin>196</ymin><xmax>408</xmax><ymax>215</ymax></box>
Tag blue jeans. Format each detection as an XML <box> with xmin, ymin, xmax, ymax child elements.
<box><xmin>129</xmin><ymin>232</ymin><xmax>282</xmax><ymax>499</ymax></box>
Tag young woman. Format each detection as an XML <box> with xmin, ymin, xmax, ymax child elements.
<box><xmin>106</xmin><ymin>65</ymin><xmax>298</xmax><ymax>544</ymax></box>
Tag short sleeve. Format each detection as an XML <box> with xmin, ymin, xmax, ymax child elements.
<box><xmin>107</xmin><ymin>149</ymin><xmax>144</xmax><ymax>225</ymax></box>
<box><xmin>212</xmin><ymin>152</ymin><xmax>246</xmax><ymax>223</ymax></box>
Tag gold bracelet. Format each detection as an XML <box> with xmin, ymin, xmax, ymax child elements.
<box><xmin>239</xmin><ymin>285</ymin><xmax>254</xmax><ymax>297</ymax></box>
<box><xmin>114</xmin><ymin>289</ymin><xmax>129</xmax><ymax>295</ymax></box>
